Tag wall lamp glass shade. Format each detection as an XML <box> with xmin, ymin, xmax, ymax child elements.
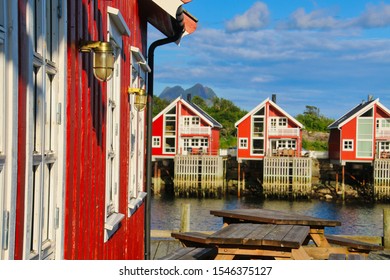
<box><xmin>79</xmin><ymin>41</ymin><xmax>115</xmax><ymax>82</ymax></box>
<box><xmin>128</xmin><ymin>88</ymin><xmax>147</xmax><ymax>111</ymax></box>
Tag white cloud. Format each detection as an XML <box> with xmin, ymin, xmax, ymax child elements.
<box><xmin>225</xmin><ymin>2</ymin><xmax>270</xmax><ymax>32</ymax></box>
<box><xmin>351</xmin><ymin>2</ymin><xmax>390</xmax><ymax>28</ymax></box>
<box><xmin>286</xmin><ymin>8</ymin><xmax>340</xmax><ymax>30</ymax></box>
<box><xmin>284</xmin><ymin>3</ymin><xmax>390</xmax><ymax>30</ymax></box>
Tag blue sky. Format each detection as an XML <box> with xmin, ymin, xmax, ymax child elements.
<box><xmin>149</xmin><ymin>1</ymin><xmax>390</xmax><ymax>119</ymax></box>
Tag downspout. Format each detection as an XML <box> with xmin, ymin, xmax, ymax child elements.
<box><xmin>145</xmin><ymin>10</ymin><xmax>185</xmax><ymax>260</ymax></box>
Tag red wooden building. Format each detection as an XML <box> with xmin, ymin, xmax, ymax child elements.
<box><xmin>0</xmin><ymin>0</ymin><xmax>196</xmax><ymax>260</ymax></box>
<box><xmin>328</xmin><ymin>97</ymin><xmax>390</xmax><ymax>165</ymax></box>
<box><xmin>235</xmin><ymin>96</ymin><xmax>304</xmax><ymax>162</ymax></box>
<box><xmin>152</xmin><ymin>95</ymin><xmax>222</xmax><ymax>160</ymax></box>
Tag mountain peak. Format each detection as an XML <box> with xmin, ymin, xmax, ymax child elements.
<box><xmin>159</xmin><ymin>83</ymin><xmax>217</xmax><ymax>104</ymax></box>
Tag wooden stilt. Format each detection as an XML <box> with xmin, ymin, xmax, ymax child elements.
<box><xmin>238</xmin><ymin>162</ymin><xmax>241</xmax><ymax>198</ymax></box>
<box><xmin>384</xmin><ymin>208</ymin><xmax>390</xmax><ymax>249</ymax></box>
<box><xmin>180</xmin><ymin>203</ymin><xmax>191</xmax><ymax>232</ymax></box>
<box><xmin>342</xmin><ymin>165</ymin><xmax>345</xmax><ymax>201</ymax></box>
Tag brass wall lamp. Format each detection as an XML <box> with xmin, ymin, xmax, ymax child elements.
<box><xmin>79</xmin><ymin>40</ymin><xmax>115</xmax><ymax>82</ymax></box>
<box><xmin>128</xmin><ymin>88</ymin><xmax>147</xmax><ymax>111</ymax></box>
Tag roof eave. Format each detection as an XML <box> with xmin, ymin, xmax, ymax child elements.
<box><xmin>143</xmin><ymin>0</ymin><xmax>198</xmax><ymax>43</ymax></box>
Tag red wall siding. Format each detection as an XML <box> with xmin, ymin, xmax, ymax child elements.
<box><xmin>152</xmin><ymin>114</ymin><xmax>164</xmax><ymax>156</ymax></box>
<box><xmin>328</xmin><ymin>129</ymin><xmax>341</xmax><ymax>160</ymax></box>
<box><xmin>376</xmin><ymin>106</ymin><xmax>390</xmax><ymax>118</ymax></box>
<box><xmin>14</xmin><ymin>0</ymin><xmax>28</xmax><ymax>259</ymax></box>
<box><xmin>64</xmin><ymin>0</ymin><xmax>145</xmax><ymax>260</ymax></box>
<box><xmin>340</xmin><ymin>118</ymin><xmax>357</xmax><ymax>161</ymax></box>
<box><xmin>237</xmin><ymin>116</ymin><xmax>254</xmax><ymax>159</ymax></box>
<box><xmin>211</xmin><ymin>129</ymin><xmax>220</xmax><ymax>155</ymax></box>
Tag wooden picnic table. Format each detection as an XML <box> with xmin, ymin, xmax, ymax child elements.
<box><xmin>205</xmin><ymin>223</ymin><xmax>311</xmax><ymax>260</ymax></box>
<box><xmin>168</xmin><ymin>208</ymin><xmax>383</xmax><ymax>260</ymax></box>
<box><xmin>210</xmin><ymin>208</ymin><xmax>341</xmax><ymax>248</ymax></box>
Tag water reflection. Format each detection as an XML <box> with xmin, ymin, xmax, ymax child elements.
<box><xmin>151</xmin><ymin>195</ymin><xmax>388</xmax><ymax>236</ymax></box>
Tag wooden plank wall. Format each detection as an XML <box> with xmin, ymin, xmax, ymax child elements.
<box><xmin>374</xmin><ymin>159</ymin><xmax>390</xmax><ymax>200</ymax></box>
<box><xmin>263</xmin><ymin>157</ymin><xmax>312</xmax><ymax>198</ymax></box>
<box><xmin>174</xmin><ymin>155</ymin><xmax>224</xmax><ymax>197</ymax></box>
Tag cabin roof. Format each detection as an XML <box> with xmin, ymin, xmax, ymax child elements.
<box><xmin>153</xmin><ymin>96</ymin><xmax>222</xmax><ymax>128</ymax></box>
<box><xmin>234</xmin><ymin>97</ymin><xmax>304</xmax><ymax>128</ymax></box>
<box><xmin>327</xmin><ymin>98</ymin><xmax>390</xmax><ymax>129</ymax></box>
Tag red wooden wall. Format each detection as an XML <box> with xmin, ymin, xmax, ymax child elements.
<box><xmin>14</xmin><ymin>0</ymin><xmax>28</xmax><ymax>259</ymax></box>
<box><xmin>64</xmin><ymin>0</ymin><xmax>146</xmax><ymax>259</ymax></box>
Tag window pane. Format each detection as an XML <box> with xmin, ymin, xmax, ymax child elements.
<box><xmin>0</xmin><ymin>0</ymin><xmax>4</xmax><ymax>27</ymax></box>
<box><xmin>46</xmin><ymin>0</ymin><xmax>52</xmax><ymax>60</ymax></box>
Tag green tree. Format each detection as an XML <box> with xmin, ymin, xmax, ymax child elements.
<box><xmin>295</xmin><ymin>105</ymin><xmax>334</xmax><ymax>132</ymax></box>
<box><xmin>193</xmin><ymin>96</ymin><xmax>247</xmax><ymax>148</ymax></box>
<box><xmin>152</xmin><ymin>95</ymin><xmax>170</xmax><ymax>117</ymax></box>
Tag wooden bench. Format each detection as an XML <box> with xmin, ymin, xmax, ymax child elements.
<box><xmin>158</xmin><ymin>247</ymin><xmax>217</xmax><ymax>260</ymax></box>
<box><xmin>328</xmin><ymin>253</ymin><xmax>366</xmax><ymax>260</ymax></box>
<box><xmin>325</xmin><ymin>234</ymin><xmax>384</xmax><ymax>252</ymax></box>
<box><xmin>171</xmin><ymin>232</ymin><xmax>212</xmax><ymax>247</ymax></box>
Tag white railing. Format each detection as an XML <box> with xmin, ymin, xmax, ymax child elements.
<box><xmin>179</xmin><ymin>126</ymin><xmax>211</xmax><ymax>135</ymax></box>
<box><xmin>376</xmin><ymin>129</ymin><xmax>390</xmax><ymax>138</ymax></box>
<box><xmin>268</xmin><ymin>128</ymin><xmax>300</xmax><ymax>137</ymax></box>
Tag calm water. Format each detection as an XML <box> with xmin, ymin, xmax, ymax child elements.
<box><xmin>151</xmin><ymin>195</ymin><xmax>390</xmax><ymax>236</ymax></box>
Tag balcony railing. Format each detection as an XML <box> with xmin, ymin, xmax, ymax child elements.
<box><xmin>268</xmin><ymin>128</ymin><xmax>300</xmax><ymax>137</ymax></box>
<box><xmin>179</xmin><ymin>126</ymin><xmax>211</xmax><ymax>135</ymax></box>
<box><xmin>376</xmin><ymin>129</ymin><xmax>390</xmax><ymax>139</ymax></box>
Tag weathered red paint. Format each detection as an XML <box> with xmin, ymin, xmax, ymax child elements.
<box><xmin>10</xmin><ymin>0</ymin><xmax>196</xmax><ymax>260</ymax></box>
<box><xmin>64</xmin><ymin>0</ymin><xmax>145</xmax><ymax>260</ymax></box>
<box><xmin>14</xmin><ymin>0</ymin><xmax>29</xmax><ymax>260</ymax></box>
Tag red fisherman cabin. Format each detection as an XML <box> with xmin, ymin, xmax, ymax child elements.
<box><xmin>328</xmin><ymin>97</ymin><xmax>390</xmax><ymax>164</ymax></box>
<box><xmin>152</xmin><ymin>95</ymin><xmax>222</xmax><ymax>160</ymax></box>
<box><xmin>235</xmin><ymin>96</ymin><xmax>304</xmax><ymax>162</ymax></box>
<box><xmin>0</xmin><ymin>0</ymin><xmax>197</xmax><ymax>260</ymax></box>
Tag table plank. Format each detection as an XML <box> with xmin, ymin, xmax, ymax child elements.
<box><xmin>208</xmin><ymin>224</ymin><xmax>310</xmax><ymax>249</ymax></box>
<box><xmin>211</xmin><ymin>209</ymin><xmax>341</xmax><ymax>227</ymax></box>
<box><xmin>208</xmin><ymin>223</ymin><xmax>252</xmax><ymax>245</ymax></box>
<box><xmin>244</xmin><ymin>224</ymin><xmax>277</xmax><ymax>246</ymax></box>
<box><xmin>283</xmin><ymin>225</ymin><xmax>310</xmax><ymax>246</ymax></box>
<box><xmin>261</xmin><ymin>225</ymin><xmax>310</xmax><ymax>249</ymax></box>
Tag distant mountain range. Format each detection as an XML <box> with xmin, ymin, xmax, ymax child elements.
<box><xmin>159</xmin><ymin>83</ymin><xmax>217</xmax><ymax>105</ymax></box>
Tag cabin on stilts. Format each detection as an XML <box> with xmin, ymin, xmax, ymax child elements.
<box><xmin>235</xmin><ymin>95</ymin><xmax>312</xmax><ymax>198</ymax></box>
<box><xmin>152</xmin><ymin>94</ymin><xmax>224</xmax><ymax>197</ymax></box>
<box><xmin>328</xmin><ymin>96</ymin><xmax>390</xmax><ymax>200</ymax></box>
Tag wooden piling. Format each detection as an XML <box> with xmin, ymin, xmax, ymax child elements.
<box><xmin>342</xmin><ymin>165</ymin><xmax>345</xmax><ymax>201</ymax></box>
<box><xmin>180</xmin><ymin>203</ymin><xmax>190</xmax><ymax>232</ymax></box>
<box><xmin>237</xmin><ymin>162</ymin><xmax>241</xmax><ymax>198</ymax></box>
<box><xmin>384</xmin><ymin>208</ymin><xmax>390</xmax><ymax>249</ymax></box>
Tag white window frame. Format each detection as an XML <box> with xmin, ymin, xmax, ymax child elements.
<box><xmin>0</xmin><ymin>1</ymin><xmax>18</xmax><ymax>260</ymax></box>
<box><xmin>128</xmin><ymin>45</ymin><xmax>149</xmax><ymax>216</ymax></box>
<box><xmin>239</xmin><ymin>138</ymin><xmax>248</xmax><ymax>149</ymax></box>
<box><xmin>276</xmin><ymin>139</ymin><xmax>297</xmax><ymax>150</ymax></box>
<box><xmin>252</xmin><ymin>109</ymin><xmax>265</xmax><ymax>155</ymax></box>
<box><xmin>152</xmin><ymin>136</ymin><xmax>161</xmax><ymax>148</ymax></box>
<box><xmin>104</xmin><ymin>7</ymin><xmax>130</xmax><ymax>240</ymax></box>
<box><xmin>379</xmin><ymin>141</ymin><xmax>390</xmax><ymax>152</ymax></box>
<box><xmin>23</xmin><ymin>0</ymin><xmax>66</xmax><ymax>260</ymax></box>
<box><xmin>164</xmin><ymin>114</ymin><xmax>176</xmax><ymax>154</ymax></box>
<box><xmin>356</xmin><ymin>115</ymin><xmax>374</xmax><ymax>158</ymax></box>
<box><xmin>377</xmin><ymin>118</ymin><xmax>390</xmax><ymax>129</ymax></box>
<box><xmin>343</xmin><ymin>139</ymin><xmax>354</xmax><ymax>151</ymax></box>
